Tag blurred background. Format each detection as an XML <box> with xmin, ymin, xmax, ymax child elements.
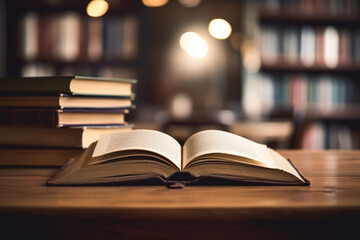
<box><xmin>1</xmin><ymin>0</ymin><xmax>360</xmax><ymax>149</ymax></box>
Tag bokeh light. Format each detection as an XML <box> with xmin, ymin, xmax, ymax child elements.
<box><xmin>178</xmin><ymin>0</ymin><xmax>202</xmax><ymax>8</ymax></box>
<box><xmin>142</xmin><ymin>0</ymin><xmax>168</xmax><ymax>7</ymax></box>
<box><xmin>87</xmin><ymin>0</ymin><xmax>109</xmax><ymax>18</ymax></box>
<box><xmin>179</xmin><ymin>32</ymin><xmax>208</xmax><ymax>59</ymax></box>
<box><xmin>208</xmin><ymin>19</ymin><xmax>232</xmax><ymax>40</ymax></box>
<box><xmin>170</xmin><ymin>93</ymin><xmax>193</xmax><ymax>119</ymax></box>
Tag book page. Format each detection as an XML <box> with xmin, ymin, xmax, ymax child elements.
<box><xmin>268</xmin><ymin>149</ymin><xmax>304</xmax><ymax>182</ymax></box>
<box><xmin>182</xmin><ymin>130</ymin><xmax>277</xmax><ymax>169</ymax></box>
<box><xmin>92</xmin><ymin>129</ymin><xmax>182</xmax><ymax>170</ymax></box>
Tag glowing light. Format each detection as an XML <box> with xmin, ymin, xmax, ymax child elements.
<box><xmin>142</xmin><ymin>0</ymin><xmax>168</xmax><ymax>7</ymax></box>
<box><xmin>179</xmin><ymin>32</ymin><xmax>208</xmax><ymax>59</ymax></box>
<box><xmin>179</xmin><ymin>32</ymin><xmax>199</xmax><ymax>50</ymax></box>
<box><xmin>178</xmin><ymin>0</ymin><xmax>202</xmax><ymax>8</ymax></box>
<box><xmin>208</xmin><ymin>19</ymin><xmax>232</xmax><ymax>40</ymax></box>
<box><xmin>170</xmin><ymin>93</ymin><xmax>193</xmax><ymax>119</ymax></box>
<box><xmin>87</xmin><ymin>0</ymin><xmax>108</xmax><ymax>17</ymax></box>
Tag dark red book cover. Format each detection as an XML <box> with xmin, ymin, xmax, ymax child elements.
<box><xmin>0</xmin><ymin>108</ymin><xmax>59</xmax><ymax>127</ymax></box>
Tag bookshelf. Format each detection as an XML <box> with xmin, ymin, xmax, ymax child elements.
<box><xmin>5</xmin><ymin>0</ymin><xmax>141</xmax><ymax>78</ymax></box>
<box><xmin>242</xmin><ymin>0</ymin><xmax>360</xmax><ymax>149</ymax></box>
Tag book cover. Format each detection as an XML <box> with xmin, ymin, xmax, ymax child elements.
<box><xmin>0</xmin><ymin>94</ymin><xmax>134</xmax><ymax>109</ymax></box>
<box><xmin>0</xmin><ymin>108</ymin><xmax>128</xmax><ymax>127</ymax></box>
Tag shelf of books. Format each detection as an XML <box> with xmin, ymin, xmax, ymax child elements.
<box><xmin>241</xmin><ymin>0</ymin><xmax>360</xmax><ymax>149</ymax></box>
<box><xmin>6</xmin><ymin>0</ymin><xmax>140</xmax><ymax>79</ymax></box>
<box><xmin>19</xmin><ymin>12</ymin><xmax>138</xmax><ymax>77</ymax></box>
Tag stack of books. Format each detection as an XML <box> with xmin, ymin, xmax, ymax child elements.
<box><xmin>0</xmin><ymin>76</ymin><xmax>136</xmax><ymax>166</ymax></box>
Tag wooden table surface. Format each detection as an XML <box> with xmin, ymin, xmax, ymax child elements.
<box><xmin>0</xmin><ymin>150</ymin><xmax>359</xmax><ymax>239</ymax></box>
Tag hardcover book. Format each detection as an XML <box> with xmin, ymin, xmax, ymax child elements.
<box><xmin>0</xmin><ymin>76</ymin><xmax>136</xmax><ymax>96</ymax></box>
<box><xmin>0</xmin><ymin>95</ymin><xmax>133</xmax><ymax>109</ymax></box>
<box><xmin>0</xmin><ymin>108</ymin><xmax>128</xmax><ymax>127</ymax></box>
<box><xmin>48</xmin><ymin>130</ymin><xmax>310</xmax><ymax>186</ymax></box>
<box><xmin>0</xmin><ymin>125</ymin><xmax>133</xmax><ymax>148</ymax></box>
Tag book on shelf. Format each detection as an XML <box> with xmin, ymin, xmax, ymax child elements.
<box><xmin>339</xmin><ymin>28</ymin><xmax>352</xmax><ymax>65</ymax></box>
<box><xmin>354</xmin><ymin>30</ymin><xmax>360</xmax><ymax>63</ymax></box>
<box><xmin>37</xmin><ymin>14</ymin><xmax>53</xmax><ymax>61</ymax></box>
<box><xmin>122</xmin><ymin>15</ymin><xmax>139</xmax><ymax>60</ymax></box>
<box><xmin>282</xmin><ymin>27</ymin><xmax>299</xmax><ymax>63</ymax></box>
<box><xmin>315</xmin><ymin>27</ymin><xmax>325</xmax><ymax>66</ymax></box>
<box><xmin>0</xmin><ymin>125</ymin><xmax>134</xmax><ymax>149</ymax></box>
<box><xmin>87</xmin><ymin>17</ymin><xmax>103</xmax><ymax>61</ymax></box>
<box><xmin>0</xmin><ymin>95</ymin><xmax>133</xmax><ymax>109</ymax></box>
<box><xmin>56</xmin><ymin>12</ymin><xmax>81</xmax><ymax>61</ymax></box>
<box><xmin>324</xmin><ymin>26</ymin><xmax>339</xmax><ymax>68</ymax></box>
<box><xmin>0</xmin><ymin>147</ymin><xmax>84</xmax><ymax>167</ymax></box>
<box><xmin>48</xmin><ymin>129</ymin><xmax>310</xmax><ymax>186</ymax></box>
<box><xmin>104</xmin><ymin>16</ymin><xmax>123</xmax><ymax>59</ymax></box>
<box><xmin>0</xmin><ymin>76</ymin><xmax>136</xmax><ymax>96</ymax></box>
<box><xmin>300</xmin><ymin>26</ymin><xmax>316</xmax><ymax>67</ymax></box>
<box><xmin>21</xmin><ymin>12</ymin><xmax>38</xmax><ymax>61</ymax></box>
<box><xmin>260</xmin><ymin>25</ymin><xmax>279</xmax><ymax>63</ymax></box>
<box><xmin>0</xmin><ymin>108</ymin><xmax>128</xmax><ymax>127</ymax></box>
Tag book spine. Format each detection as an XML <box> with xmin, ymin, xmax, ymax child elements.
<box><xmin>0</xmin><ymin>109</ymin><xmax>60</xmax><ymax>127</ymax></box>
<box><xmin>88</xmin><ymin>18</ymin><xmax>103</xmax><ymax>61</ymax></box>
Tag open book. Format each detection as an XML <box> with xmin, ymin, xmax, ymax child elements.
<box><xmin>48</xmin><ymin>130</ymin><xmax>310</xmax><ymax>186</ymax></box>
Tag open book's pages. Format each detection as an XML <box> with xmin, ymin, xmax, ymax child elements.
<box><xmin>49</xmin><ymin>130</ymin><xmax>182</xmax><ymax>184</ymax></box>
<box><xmin>48</xmin><ymin>129</ymin><xmax>310</xmax><ymax>186</ymax></box>
<box><xmin>181</xmin><ymin>130</ymin><xmax>307</xmax><ymax>184</ymax></box>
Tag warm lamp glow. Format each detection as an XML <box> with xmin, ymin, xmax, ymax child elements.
<box><xmin>87</xmin><ymin>0</ymin><xmax>108</xmax><ymax>17</ymax></box>
<box><xmin>142</xmin><ymin>0</ymin><xmax>168</xmax><ymax>7</ymax></box>
<box><xmin>170</xmin><ymin>93</ymin><xmax>193</xmax><ymax>119</ymax></box>
<box><xmin>179</xmin><ymin>32</ymin><xmax>208</xmax><ymax>59</ymax></box>
<box><xmin>179</xmin><ymin>32</ymin><xmax>198</xmax><ymax>50</ymax></box>
<box><xmin>178</xmin><ymin>0</ymin><xmax>202</xmax><ymax>8</ymax></box>
<box><xmin>208</xmin><ymin>19</ymin><xmax>232</xmax><ymax>39</ymax></box>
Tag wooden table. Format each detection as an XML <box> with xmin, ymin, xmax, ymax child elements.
<box><xmin>0</xmin><ymin>150</ymin><xmax>359</xmax><ymax>239</ymax></box>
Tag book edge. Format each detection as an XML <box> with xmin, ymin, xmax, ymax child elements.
<box><xmin>286</xmin><ymin>158</ymin><xmax>311</xmax><ymax>185</ymax></box>
<box><xmin>73</xmin><ymin>76</ymin><xmax>137</xmax><ymax>84</ymax></box>
<box><xmin>47</xmin><ymin>158</ymin><xmax>310</xmax><ymax>186</ymax></box>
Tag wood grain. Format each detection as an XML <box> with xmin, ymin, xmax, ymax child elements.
<box><xmin>0</xmin><ymin>150</ymin><xmax>359</xmax><ymax>239</ymax></box>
